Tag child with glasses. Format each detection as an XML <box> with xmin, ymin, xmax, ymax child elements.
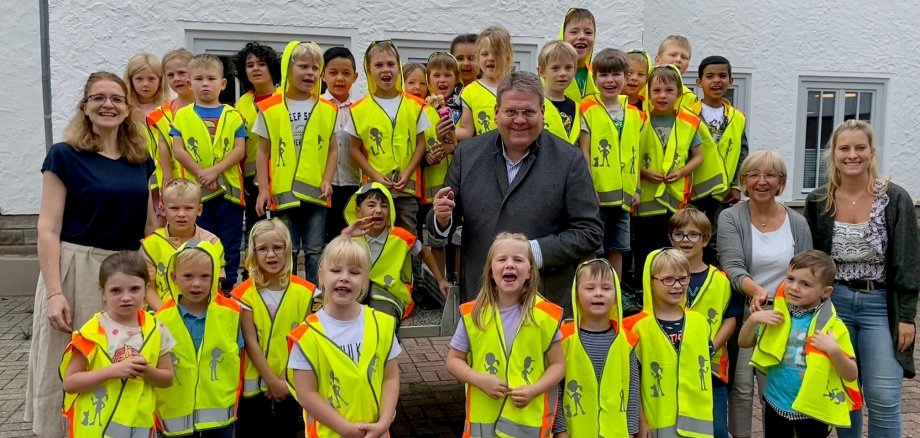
<box><xmin>668</xmin><ymin>207</ymin><xmax>741</xmax><ymax>438</ymax></box>
<box><xmin>624</xmin><ymin>248</ymin><xmax>715</xmax><ymax>437</ymax></box>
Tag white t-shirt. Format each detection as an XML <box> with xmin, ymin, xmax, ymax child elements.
<box><xmin>287</xmin><ymin>307</ymin><xmax>402</xmax><ymax>371</ymax></box>
<box><xmin>344</xmin><ymin>95</ymin><xmax>430</xmax><ymax>138</ymax></box>
<box><xmin>236</xmin><ymin>288</ymin><xmax>286</xmax><ymax>319</ymax></box>
<box><xmin>253</xmin><ymin>97</ymin><xmax>317</xmax><ymax>152</ymax></box>
<box><xmin>700</xmin><ymin>103</ymin><xmax>727</xmax><ymax>142</ymax></box>
<box><xmin>580</xmin><ymin>102</ymin><xmax>624</xmax><ymax>133</ymax></box>
<box><xmin>750</xmin><ymin>212</ymin><xmax>795</xmax><ymax>298</ymax></box>
<box><xmin>98</xmin><ymin>312</ymin><xmax>177</xmax><ymax>362</ymax></box>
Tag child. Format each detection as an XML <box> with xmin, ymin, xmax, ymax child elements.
<box><xmin>347</xmin><ymin>40</ymin><xmax>428</xmax><ymax>234</ymax></box>
<box><xmin>154</xmin><ymin>240</ymin><xmax>243</xmax><ymax>436</ymax></box>
<box><xmin>150</xmin><ymin>48</ymin><xmax>195</xmax><ymax>187</ymax></box>
<box><xmin>457</xmin><ymin>26</ymin><xmax>514</xmax><ymax>140</ymax></box>
<box><xmin>632</xmin><ymin>65</ymin><xmax>724</xmax><ymax>287</ymax></box>
<box><xmin>451</xmin><ymin>33</ymin><xmax>480</xmax><ymax>86</ymax></box>
<box><xmin>287</xmin><ymin>235</ymin><xmax>401</xmax><ymax>437</ymax></box>
<box><xmin>403</xmin><ymin>62</ymin><xmax>429</xmax><ymax>100</ymax></box>
<box><xmin>655</xmin><ymin>35</ymin><xmax>700</xmax><ymax>109</ymax></box>
<box><xmin>579</xmin><ymin>48</ymin><xmax>644</xmax><ymax>278</ymax></box>
<box><xmin>552</xmin><ymin>259</ymin><xmax>640</xmax><ymax>437</ymax></box>
<box><xmin>322</xmin><ymin>46</ymin><xmax>361</xmax><ymax>244</ymax></box>
<box><xmin>170</xmin><ymin>53</ymin><xmax>248</xmax><ymax>294</ymax></box>
<box><xmin>538</xmin><ymin>40</ymin><xmax>580</xmax><ymax>145</ymax></box>
<box><xmin>142</xmin><ymin>178</ymin><xmax>225</xmax><ymax>309</ymax></box>
<box><xmin>233</xmin><ymin>219</ymin><xmax>314</xmax><ymax>436</ymax></box>
<box><xmin>623</xmin><ymin>50</ymin><xmax>651</xmax><ymax>112</ymax></box>
<box><xmin>445</xmin><ymin>232</ymin><xmax>566</xmax><ymax>437</ymax></box>
<box><xmin>234</xmin><ymin>42</ymin><xmax>281</xmax><ymax>257</ymax></box>
<box><xmin>559</xmin><ymin>8</ymin><xmax>597</xmax><ymax>102</ymax></box>
<box><xmin>253</xmin><ymin>41</ymin><xmax>338</xmax><ymax>284</ymax></box>
<box><xmin>342</xmin><ymin>183</ymin><xmax>451</xmax><ymax>323</ymax></box>
<box><xmin>624</xmin><ymin>249</ymin><xmax>713</xmax><ymax>437</ymax></box>
<box><xmin>60</xmin><ymin>251</ymin><xmax>175</xmax><ymax>437</ymax></box>
<box><xmin>669</xmin><ymin>208</ymin><xmax>740</xmax><ymax>438</ymax></box>
<box><xmin>125</xmin><ymin>52</ymin><xmax>168</xmax><ymax>222</ymax></box>
<box><xmin>739</xmin><ymin>250</ymin><xmax>861</xmax><ymax>437</ymax></box>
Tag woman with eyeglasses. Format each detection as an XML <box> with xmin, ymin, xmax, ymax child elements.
<box><xmin>25</xmin><ymin>72</ymin><xmax>156</xmax><ymax>436</ymax></box>
<box><xmin>804</xmin><ymin>120</ymin><xmax>919</xmax><ymax>438</ymax></box>
<box><xmin>716</xmin><ymin>150</ymin><xmax>813</xmax><ymax>438</ymax></box>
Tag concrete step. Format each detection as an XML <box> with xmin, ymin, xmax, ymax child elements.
<box><xmin>0</xmin><ymin>255</ymin><xmax>38</xmax><ymax>296</ymax></box>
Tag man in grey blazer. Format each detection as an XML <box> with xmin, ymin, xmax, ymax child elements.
<box><xmin>429</xmin><ymin>71</ymin><xmax>602</xmax><ymax>314</ymax></box>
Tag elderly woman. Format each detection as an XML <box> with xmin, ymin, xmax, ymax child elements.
<box><xmin>717</xmin><ymin>150</ymin><xmax>813</xmax><ymax>438</ymax></box>
<box><xmin>805</xmin><ymin>120</ymin><xmax>919</xmax><ymax>438</ymax></box>
<box><xmin>25</xmin><ymin>72</ymin><xmax>155</xmax><ymax>436</ymax></box>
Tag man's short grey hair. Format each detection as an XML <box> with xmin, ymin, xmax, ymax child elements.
<box><xmin>496</xmin><ymin>71</ymin><xmax>544</xmax><ymax>107</ymax></box>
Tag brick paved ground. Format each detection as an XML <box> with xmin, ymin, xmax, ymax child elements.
<box><xmin>2</xmin><ymin>294</ymin><xmax>918</xmax><ymax>437</ymax></box>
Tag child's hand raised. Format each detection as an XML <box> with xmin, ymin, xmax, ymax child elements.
<box><xmin>342</xmin><ymin>217</ymin><xmax>375</xmax><ymax>238</ymax></box>
<box><xmin>474</xmin><ymin>373</ymin><xmax>509</xmax><ymax>399</ymax></box>
<box><xmin>749</xmin><ymin>310</ymin><xmax>784</xmax><ymax>326</ymax></box>
<box><xmin>811</xmin><ymin>329</ymin><xmax>842</xmax><ymax>356</ymax></box>
<box><xmin>508</xmin><ymin>385</ymin><xmax>537</xmax><ymax>408</ymax></box>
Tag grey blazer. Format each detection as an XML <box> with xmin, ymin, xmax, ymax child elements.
<box><xmin>427</xmin><ymin>130</ymin><xmax>603</xmax><ymax>312</ymax></box>
<box><xmin>717</xmin><ymin>200</ymin><xmax>813</xmax><ymax>292</ymax></box>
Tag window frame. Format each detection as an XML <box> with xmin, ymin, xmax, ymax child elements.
<box><xmin>792</xmin><ymin>75</ymin><xmax>888</xmax><ymax>196</ymax></box>
<box><xmin>682</xmin><ymin>70</ymin><xmax>752</xmax><ymax>115</ymax></box>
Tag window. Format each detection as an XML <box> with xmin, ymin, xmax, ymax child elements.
<box><xmin>793</xmin><ymin>77</ymin><xmax>886</xmax><ymax>194</ymax></box>
<box><xmin>683</xmin><ymin>71</ymin><xmax>751</xmax><ymax>115</ymax></box>
<box><xmin>183</xmin><ymin>23</ymin><xmax>353</xmax><ymax>104</ymax></box>
<box><xmin>387</xmin><ymin>32</ymin><xmax>541</xmax><ymax>73</ymax></box>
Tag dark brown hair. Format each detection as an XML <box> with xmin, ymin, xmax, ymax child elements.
<box><xmin>99</xmin><ymin>251</ymin><xmax>149</xmax><ymax>289</ymax></box>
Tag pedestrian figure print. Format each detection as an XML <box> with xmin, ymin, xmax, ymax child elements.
<box><xmin>650</xmin><ymin>361</ymin><xmax>664</xmax><ymax>397</ymax></box>
<box><xmin>566</xmin><ymin>380</ymin><xmax>585</xmax><ymax>417</ymax></box>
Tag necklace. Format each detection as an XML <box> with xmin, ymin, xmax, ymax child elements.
<box><xmin>753</xmin><ymin>202</ymin><xmax>778</xmax><ymax>229</ymax></box>
<box><xmin>837</xmin><ymin>190</ymin><xmax>868</xmax><ymax>206</ymax></box>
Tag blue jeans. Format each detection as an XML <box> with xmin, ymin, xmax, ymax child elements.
<box><xmin>278</xmin><ymin>201</ymin><xmax>325</xmax><ymax>284</ymax></box>
<box><xmin>199</xmin><ymin>198</ymin><xmax>243</xmax><ymax>293</ymax></box>
<box><xmin>832</xmin><ymin>283</ymin><xmax>903</xmax><ymax>438</ymax></box>
<box><xmin>713</xmin><ymin>382</ymin><xmax>728</xmax><ymax>438</ymax></box>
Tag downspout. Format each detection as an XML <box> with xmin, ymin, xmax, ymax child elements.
<box><xmin>40</xmin><ymin>0</ymin><xmax>52</xmax><ymax>149</ymax></box>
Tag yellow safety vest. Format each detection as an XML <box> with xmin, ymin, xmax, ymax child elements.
<box><xmin>677</xmin><ymin>85</ymin><xmax>700</xmax><ymax>110</ymax></box>
<box><xmin>256</xmin><ymin>92</ymin><xmax>338</xmax><ymax>210</ymax></box>
<box><xmin>154</xmin><ymin>241</ymin><xmax>242</xmax><ymax>436</ymax></box>
<box><xmin>460</xmin><ymin>81</ymin><xmax>498</xmax><ymax>136</ymax></box>
<box><xmin>172</xmin><ymin>104</ymin><xmax>246</xmax><ymax>205</ymax></box>
<box><xmin>623</xmin><ymin>248</ymin><xmax>714</xmax><ymax>437</ymax></box>
<box><xmin>231</xmin><ymin>276</ymin><xmax>315</xmax><ymax>397</ymax></box>
<box><xmin>580</xmin><ymin>95</ymin><xmax>645</xmax><ymax>209</ymax></box>
<box><xmin>141</xmin><ymin>228</ymin><xmax>226</xmax><ymax>302</ymax></box>
<box><xmin>460</xmin><ymin>297</ymin><xmax>563</xmax><ymax>438</ymax></box>
<box><xmin>557</xmin><ymin>12</ymin><xmax>597</xmax><ymax>103</ymax></box>
<box><xmin>60</xmin><ymin>310</ymin><xmax>161</xmax><ymax>438</ymax></box>
<box><xmin>543</xmin><ymin>97</ymin><xmax>581</xmax><ymax>145</ymax></box>
<box><xmin>750</xmin><ymin>284</ymin><xmax>863</xmax><ymax>427</ymax></box>
<box><xmin>349</xmin><ymin>93</ymin><xmax>424</xmax><ymax>196</ymax></box>
<box><xmin>636</xmin><ymin>109</ymin><xmax>726</xmax><ymax>216</ymax></box>
<box><xmin>286</xmin><ymin>307</ymin><xmax>396</xmax><ymax>438</ymax></box>
<box><xmin>687</xmin><ymin>266</ymin><xmax>732</xmax><ymax>383</ymax></box>
<box><xmin>686</xmin><ymin>100</ymin><xmax>747</xmax><ymax>201</ymax></box>
<box><xmin>235</xmin><ymin>91</ymin><xmax>260</xmax><ymax>177</ymax></box>
<box><xmin>147</xmin><ymin>102</ymin><xmax>184</xmax><ymax>186</ymax></box>
<box><xmin>559</xmin><ymin>320</ymin><xmax>636</xmax><ymax>437</ymax></box>
<box><xmin>420</xmin><ymin>104</ymin><xmax>452</xmax><ymax>204</ymax></box>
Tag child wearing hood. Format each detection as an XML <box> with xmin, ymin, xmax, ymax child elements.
<box><xmin>560</xmin><ymin>8</ymin><xmax>597</xmax><ymax>103</ymax></box>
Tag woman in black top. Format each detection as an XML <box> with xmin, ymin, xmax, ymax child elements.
<box><xmin>804</xmin><ymin>119</ymin><xmax>919</xmax><ymax>438</ymax></box>
<box><xmin>25</xmin><ymin>72</ymin><xmax>155</xmax><ymax>436</ymax></box>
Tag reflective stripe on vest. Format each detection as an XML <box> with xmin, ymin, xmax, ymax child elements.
<box><xmin>420</xmin><ymin>105</ymin><xmax>452</xmax><ymax>204</ymax></box>
<box><xmin>256</xmin><ymin>92</ymin><xmax>338</xmax><ymax>210</ymax></box>
<box><xmin>367</xmin><ymin>227</ymin><xmax>416</xmax><ymax>319</ymax></box>
<box><xmin>460</xmin><ymin>81</ymin><xmax>497</xmax><ymax>136</ymax></box>
<box><xmin>104</xmin><ymin>421</ymin><xmax>153</xmax><ymax>438</ymax></box>
<box><xmin>688</xmin><ymin>266</ymin><xmax>732</xmax><ymax>382</ymax></box>
<box><xmin>172</xmin><ymin>104</ymin><xmax>246</xmax><ymax>205</ymax></box>
<box><xmin>287</xmin><ymin>307</ymin><xmax>396</xmax><ymax>438</ymax></box>
<box><xmin>687</xmin><ymin>100</ymin><xmax>746</xmax><ymax>200</ymax></box>
<box><xmin>236</xmin><ymin>91</ymin><xmax>260</xmax><ymax>177</ymax></box>
<box><xmin>350</xmin><ymin>93</ymin><xmax>424</xmax><ymax>196</ymax></box>
<box><xmin>460</xmin><ymin>298</ymin><xmax>563</xmax><ymax>437</ymax></box>
<box><xmin>232</xmin><ymin>276</ymin><xmax>315</xmax><ymax>397</ymax></box>
<box><xmin>581</xmin><ymin>95</ymin><xmax>644</xmax><ymax>209</ymax></box>
<box><xmin>543</xmin><ymin>97</ymin><xmax>581</xmax><ymax>145</ymax></box>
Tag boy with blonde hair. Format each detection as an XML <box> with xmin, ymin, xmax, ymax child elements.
<box><xmin>538</xmin><ymin>40</ymin><xmax>580</xmax><ymax>144</ymax></box>
<box><xmin>655</xmin><ymin>35</ymin><xmax>699</xmax><ymax>109</ymax></box>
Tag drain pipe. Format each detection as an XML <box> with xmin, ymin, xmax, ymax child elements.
<box><xmin>39</xmin><ymin>0</ymin><xmax>52</xmax><ymax>149</ymax></box>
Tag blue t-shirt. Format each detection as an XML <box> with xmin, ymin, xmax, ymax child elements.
<box><xmin>169</xmin><ymin>105</ymin><xmax>248</xmax><ymax>139</ymax></box>
<box><xmin>41</xmin><ymin>143</ymin><xmax>154</xmax><ymax>251</ymax></box>
<box><xmin>178</xmin><ymin>302</ymin><xmax>244</xmax><ymax>352</ymax></box>
<box><xmin>764</xmin><ymin>312</ymin><xmax>813</xmax><ymax>414</ymax></box>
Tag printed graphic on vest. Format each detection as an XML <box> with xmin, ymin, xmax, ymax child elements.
<box><xmin>484</xmin><ymin>352</ymin><xmax>500</xmax><ymax>375</ymax></box>
<box><xmin>824</xmin><ymin>382</ymin><xmax>845</xmax><ymax>405</ymax></box>
<box><xmin>188</xmin><ymin>137</ymin><xmax>202</xmax><ymax>162</ymax></box>
<box><xmin>278</xmin><ymin>139</ymin><xmax>287</xmax><ymax>166</ymax></box>
<box><xmin>564</xmin><ymin>380</ymin><xmax>585</xmax><ymax>418</ymax></box>
<box><xmin>330</xmin><ymin>370</ymin><xmax>349</xmax><ymax>408</ymax></box>
<box><xmin>521</xmin><ymin>356</ymin><xmax>534</xmax><ymax>384</ymax></box>
<box><xmin>477</xmin><ymin>111</ymin><xmax>492</xmax><ymax>131</ymax></box>
<box><xmin>82</xmin><ymin>386</ymin><xmax>107</xmax><ymax>427</ymax></box>
<box><xmin>369</xmin><ymin>128</ymin><xmax>385</xmax><ymax>155</ymax></box>
<box><xmin>698</xmin><ymin>355</ymin><xmax>709</xmax><ymax>391</ymax></box>
<box><xmin>210</xmin><ymin>347</ymin><xmax>224</xmax><ymax>381</ymax></box>
<box><xmin>650</xmin><ymin>361</ymin><xmax>664</xmax><ymax>397</ymax></box>
<box><xmin>595</xmin><ymin>140</ymin><xmax>612</xmax><ymax>167</ymax></box>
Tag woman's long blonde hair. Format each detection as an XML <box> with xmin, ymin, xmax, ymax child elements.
<box><xmin>244</xmin><ymin>219</ymin><xmax>293</xmax><ymax>290</ymax></box>
<box><xmin>62</xmin><ymin>72</ymin><xmax>148</xmax><ymax>163</ymax></box>
<box><xmin>818</xmin><ymin>119</ymin><xmax>887</xmax><ymax>215</ymax></box>
<box><xmin>471</xmin><ymin>232</ymin><xmax>542</xmax><ymax>330</ymax></box>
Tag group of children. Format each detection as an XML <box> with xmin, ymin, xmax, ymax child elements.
<box><xmin>59</xmin><ymin>6</ymin><xmax>862</xmax><ymax>438</ymax></box>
